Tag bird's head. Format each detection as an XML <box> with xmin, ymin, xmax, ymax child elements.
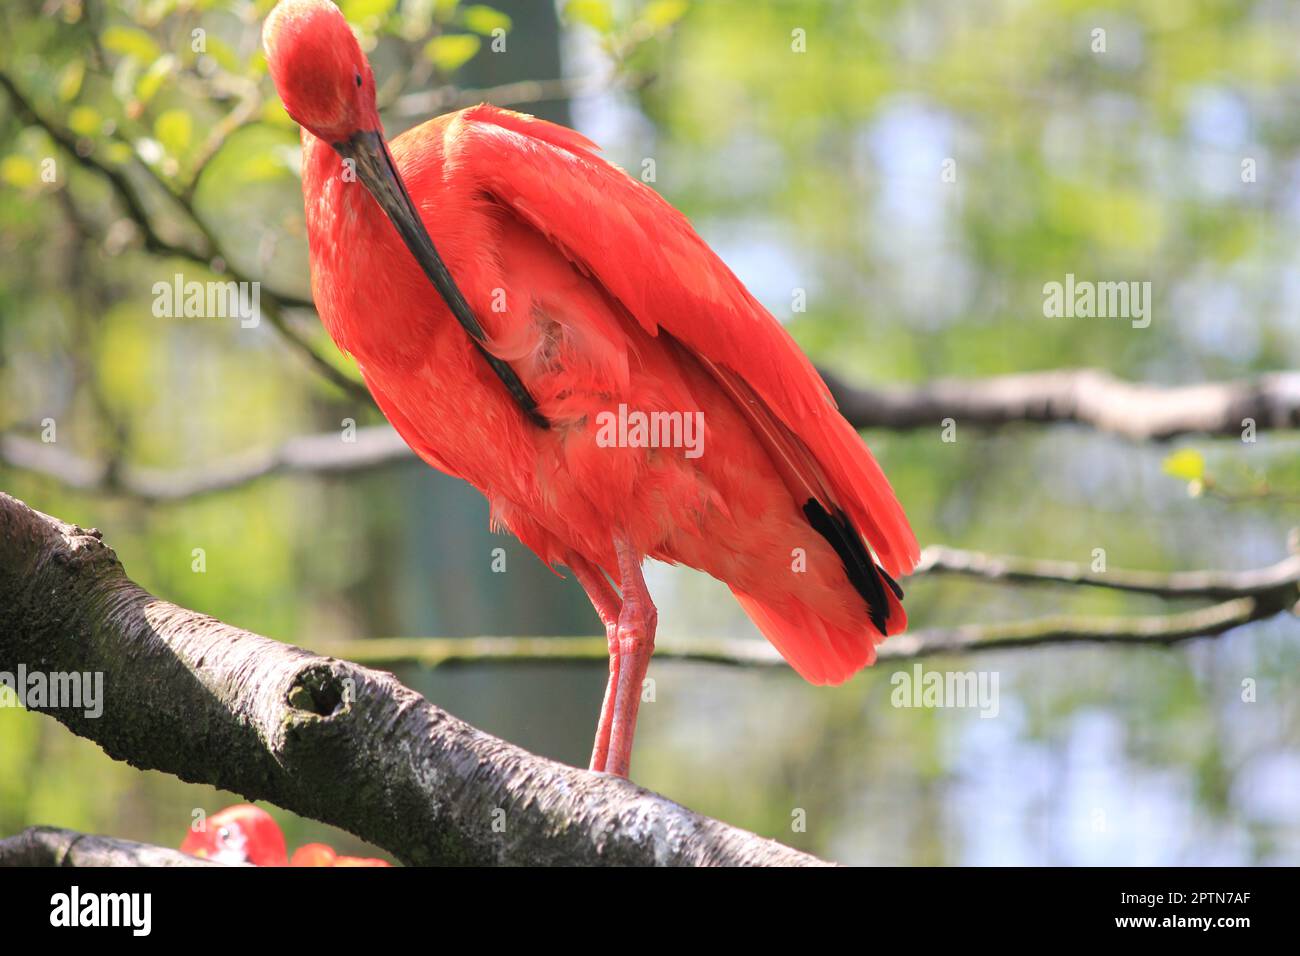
<box><xmin>262</xmin><ymin>0</ymin><xmax>379</xmax><ymax>144</ymax></box>
<box><xmin>180</xmin><ymin>804</ymin><xmax>288</xmax><ymax>866</ymax></box>
<box><xmin>262</xmin><ymin>0</ymin><xmax>482</xmax><ymax>355</ymax></box>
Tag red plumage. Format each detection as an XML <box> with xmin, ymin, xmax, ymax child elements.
<box><xmin>265</xmin><ymin>0</ymin><xmax>918</xmax><ymax>773</ymax></box>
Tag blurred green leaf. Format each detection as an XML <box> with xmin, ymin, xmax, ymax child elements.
<box><xmin>136</xmin><ymin>54</ymin><xmax>176</xmax><ymax>105</ymax></box>
<box><xmin>423</xmin><ymin>34</ymin><xmax>481</xmax><ymax>73</ymax></box>
<box><xmin>1162</xmin><ymin>449</ymin><xmax>1205</xmax><ymax>482</ymax></box>
<box><xmin>642</xmin><ymin>0</ymin><xmax>687</xmax><ymax>29</ymax></box>
<box><xmin>136</xmin><ymin>0</ymin><xmax>184</xmax><ymax>25</ymax></box>
<box><xmin>261</xmin><ymin>97</ymin><xmax>298</xmax><ymax>128</ymax></box>
<box><xmin>202</xmin><ymin>36</ymin><xmax>242</xmax><ymax>74</ymax></box>
<box><xmin>67</xmin><ymin>105</ymin><xmax>101</xmax><ymax>138</ymax></box>
<box><xmin>97</xmin><ymin>303</ymin><xmax>158</xmax><ymax>416</ymax></box>
<box><xmin>342</xmin><ymin>0</ymin><xmax>397</xmax><ymax>26</ymax></box>
<box><xmin>57</xmin><ymin>59</ymin><xmax>85</xmax><ymax>102</ymax></box>
<box><xmin>104</xmin><ymin>141</ymin><xmax>133</xmax><ymax>164</ymax></box>
<box><xmin>155</xmin><ymin>109</ymin><xmax>192</xmax><ymax>156</ymax></box>
<box><xmin>462</xmin><ymin>4</ymin><xmax>511</xmax><ymax>35</ymax></box>
<box><xmin>102</xmin><ymin>25</ymin><xmax>162</xmax><ymax>63</ymax></box>
<box><xmin>0</xmin><ymin>155</ymin><xmax>38</xmax><ymax>189</ymax></box>
<box><xmin>564</xmin><ymin>0</ymin><xmax>613</xmax><ymax>33</ymax></box>
<box><xmin>239</xmin><ymin>153</ymin><xmax>290</xmax><ymax>182</ymax></box>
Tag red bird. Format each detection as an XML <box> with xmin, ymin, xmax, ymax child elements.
<box><xmin>180</xmin><ymin>805</ymin><xmax>288</xmax><ymax>866</ymax></box>
<box><xmin>263</xmin><ymin>0</ymin><xmax>918</xmax><ymax>778</ymax></box>
<box><xmin>180</xmin><ymin>805</ymin><xmax>390</xmax><ymax>866</ymax></box>
<box><xmin>289</xmin><ymin>843</ymin><xmax>391</xmax><ymax>867</ymax></box>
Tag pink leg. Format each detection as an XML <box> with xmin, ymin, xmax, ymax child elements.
<box><xmin>568</xmin><ymin>555</ymin><xmax>622</xmax><ymax>773</ymax></box>
<box><xmin>604</xmin><ymin>532</ymin><xmax>657</xmax><ymax>779</ymax></box>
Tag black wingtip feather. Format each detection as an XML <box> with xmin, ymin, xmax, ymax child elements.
<box><xmin>802</xmin><ymin>499</ymin><xmax>902</xmax><ymax>636</ymax></box>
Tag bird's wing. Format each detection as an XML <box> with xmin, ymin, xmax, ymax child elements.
<box><xmin>451</xmin><ymin>105</ymin><xmax>918</xmax><ymax>578</ymax></box>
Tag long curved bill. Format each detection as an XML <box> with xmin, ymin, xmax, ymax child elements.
<box><xmin>333</xmin><ymin>129</ymin><xmax>548</xmax><ymax>429</ymax></box>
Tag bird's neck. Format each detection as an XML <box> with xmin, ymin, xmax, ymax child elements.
<box><xmin>300</xmin><ymin>129</ymin><xmax>392</xmax><ymax>241</ymax></box>
<box><xmin>299</xmin><ymin>130</ymin><xmax>413</xmax><ymax>363</ymax></box>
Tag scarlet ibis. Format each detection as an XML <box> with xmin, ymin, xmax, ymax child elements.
<box><xmin>290</xmin><ymin>843</ymin><xmax>392</xmax><ymax>867</ymax></box>
<box><xmin>180</xmin><ymin>805</ymin><xmax>288</xmax><ymax>866</ymax></box>
<box><xmin>263</xmin><ymin>0</ymin><xmax>918</xmax><ymax>778</ymax></box>
<box><xmin>180</xmin><ymin>805</ymin><xmax>391</xmax><ymax>866</ymax></box>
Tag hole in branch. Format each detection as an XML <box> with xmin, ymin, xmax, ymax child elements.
<box><xmin>287</xmin><ymin>666</ymin><xmax>346</xmax><ymax>717</ymax></box>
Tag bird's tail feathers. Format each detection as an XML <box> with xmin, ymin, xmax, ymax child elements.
<box><xmin>701</xmin><ymin>355</ymin><xmax>913</xmax><ymax>633</ymax></box>
<box><xmin>731</xmin><ymin>588</ymin><xmax>905</xmax><ymax>685</ymax></box>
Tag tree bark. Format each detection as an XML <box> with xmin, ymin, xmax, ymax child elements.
<box><xmin>0</xmin><ymin>827</ymin><xmax>228</xmax><ymax>867</ymax></box>
<box><xmin>0</xmin><ymin>493</ymin><xmax>825</xmax><ymax>867</ymax></box>
<box><xmin>822</xmin><ymin>367</ymin><xmax>1300</xmax><ymax>440</ymax></box>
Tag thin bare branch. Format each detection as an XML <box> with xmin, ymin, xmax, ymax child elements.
<box><xmin>392</xmin><ymin>73</ymin><xmax>645</xmax><ymax>121</ymax></box>
<box><xmin>315</xmin><ymin>576</ymin><xmax>1299</xmax><ymax>672</ymax></box>
<box><xmin>0</xmin><ymin>70</ymin><xmax>365</xmax><ymax>402</ymax></box>
<box><xmin>0</xmin><ymin>426</ymin><xmax>405</xmax><ymax>502</ymax></box>
<box><xmin>916</xmin><ymin>543</ymin><xmax>1300</xmax><ymax>600</ymax></box>
<box><xmin>821</xmin><ymin>367</ymin><xmax>1300</xmax><ymax>440</ymax></box>
<box><xmin>181</xmin><ymin>82</ymin><xmax>264</xmax><ymax>205</ymax></box>
<box><xmin>0</xmin><ymin>71</ymin><xmax>201</xmax><ymax>262</ymax></box>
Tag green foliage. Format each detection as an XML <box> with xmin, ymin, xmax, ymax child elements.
<box><xmin>563</xmin><ymin>0</ymin><xmax>613</xmax><ymax>35</ymax></box>
<box><xmin>424</xmin><ymin>33</ymin><xmax>480</xmax><ymax>73</ymax></box>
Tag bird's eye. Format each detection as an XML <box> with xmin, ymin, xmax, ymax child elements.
<box><xmin>217</xmin><ymin>826</ymin><xmax>233</xmax><ymax>845</ymax></box>
<box><xmin>355</xmin><ymin>71</ymin><xmax>363</xmax><ymax>88</ymax></box>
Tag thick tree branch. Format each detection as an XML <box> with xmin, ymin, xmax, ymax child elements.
<box><xmin>0</xmin><ymin>827</ymin><xmax>227</xmax><ymax>867</ymax></box>
<box><xmin>0</xmin><ymin>493</ymin><xmax>824</xmax><ymax>867</ymax></box>
<box><xmin>819</xmin><ymin>367</ymin><xmax>1300</xmax><ymax>440</ymax></box>
<box><xmin>6</xmin><ymin>370</ymin><xmax>1299</xmax><ymax>502</ymax></box>
<box><xmin>0</xmin><ymin>427</ymin><xmax>407</xmax><ymax>502</ymax></box>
